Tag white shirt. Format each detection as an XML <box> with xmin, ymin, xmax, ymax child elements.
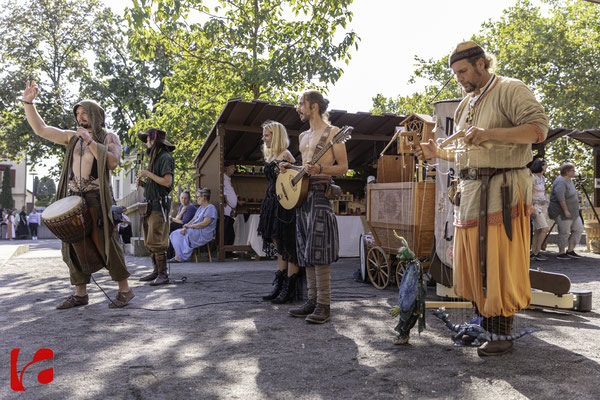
<box><xmin>28</xmin><ymin>212</ymin><xmax>40</xmax><ymax>224</ymax></box>
<box><xmin>117</xmin><ymin>213</ymin><xmax>130</xmax><ymax>230</ymax></box>
<box><xmin>223</xmin><ymin>174</ymin><xmax>238</xmax><ymax>217</ymax></box>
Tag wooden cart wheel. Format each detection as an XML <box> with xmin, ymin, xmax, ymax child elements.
<box><xmin>366</xmin><ymin>246</ymin><xmax>390</xmax><ymax>289</ymax></box>
<box><xmin>395</xmin><ymin>260</ymin><xmax>408</xmax><ymax>288</ymax></box>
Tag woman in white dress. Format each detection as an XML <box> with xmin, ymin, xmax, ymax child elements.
<box><xmin>530</xmin><ymin>158</ymin><xmax>549</xmax><ymax>260</ymax></box>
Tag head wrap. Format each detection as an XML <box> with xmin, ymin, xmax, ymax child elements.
<box><xmin>72</xmin><ymin>100</ymin><xmax>107</xmax><ymax>143</ymax></box>
<box><xmin>449</xmin><ymin>41</ymin><xmax>485</xmax><ymax>67</ymax></box>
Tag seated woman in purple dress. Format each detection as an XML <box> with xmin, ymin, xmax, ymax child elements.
<box><xmin>169</xmin><ymin>188</ymin><xmax>217</xmax><ymax>262</ymax></box>
<box><xmin>167</xmin><ymin>190</ymin><xmax>197</xmax><ymax>259</ymax></box>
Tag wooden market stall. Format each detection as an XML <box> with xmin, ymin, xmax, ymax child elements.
<box><xmin>193</xmin><ymin>98</ymin><xmax>407</xmax><ymax>261</ymax></box>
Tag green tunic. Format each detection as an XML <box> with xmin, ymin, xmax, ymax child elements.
<box><xmin>143</xmin><ymin>149</ymin><xmax>175</xmax><ymax>212</ymax></box>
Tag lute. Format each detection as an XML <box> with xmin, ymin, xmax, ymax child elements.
<box><xmin>276</xmin><ymin>125</ymin><xmax>353</xmax><ymax>210</ymax></box>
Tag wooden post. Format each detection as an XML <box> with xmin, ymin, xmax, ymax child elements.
<box><xmin>595</xmin><ymin>147</ymin><xmax>600</xmax><ymax>207</ymax></box>
<box><xmin>218</xmin><ymin>124</ymin><xmax>226</xmax><ymax>262</ymax></box>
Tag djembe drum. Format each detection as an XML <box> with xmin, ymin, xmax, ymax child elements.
<box><xmin>42</xmin><ymin>196</ymin><xmax>104</xmax><ymax>274</ymax></box>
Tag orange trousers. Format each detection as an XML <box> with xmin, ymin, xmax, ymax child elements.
<box><xmin>453</xmin><ymin>196</ymin><xmax>531</xmax><ymax>317</ymax></box>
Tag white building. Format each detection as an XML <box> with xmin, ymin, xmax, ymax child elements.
<box><xmin>112</xmin><ymin>147</ymin><xmax>138</xmax><ymax>201</ymax></box>
<box><xmin>0</xmin><ymin>158</ymin><xmax>31</xmax><ymax>211</ymax></box>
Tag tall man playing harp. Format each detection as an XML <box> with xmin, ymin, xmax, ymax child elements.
<box><xmin>281</xmin><ymin>90</ymin><xmax>348</xmax><ymax>324</ymax></box>
<box><xmin>416</xmin><ymin>42</ymin><xmax>549</xmax><ymax>356</ymax></box>
<box><xmin>23</xmin><ymin>81</ymin><xmax>134</xmax><ymax>309</ymax></box>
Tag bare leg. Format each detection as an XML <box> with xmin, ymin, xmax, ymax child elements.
<box><xmin>117</xmin><ymin>279</ymin><xmax>131</xmax><ymax>293</ymax></box>
<box><xmin>276</xmin><ymin>255</ymin><xmax>288</xmax><ymax>272</ymax></box>
<box><xmin>288</xmin><ymin>262</ymin><xmax>299</xmax><ymax>276</ymax></box>
<box><xmin>74</xmin><ymin>283</ymin><xmax>87</xmax><ymax>296</ymax></box>
<box><xmin>532</xmin><ymin>228</ymin><xmax>549</xmax><ymax>254</ymax></box>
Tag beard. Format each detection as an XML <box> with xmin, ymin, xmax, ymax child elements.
<box><xmin>462</xmin><ymin>70</ymin><xmax>483</xmax><ymax>93</ymax></box>
<box><xmin>79</xmin><ymin>121</ymin><xmax>91</xmax><ymax>129</ymax></box>
<box><xmin>462</xmin><ymin>82</ymin><xmax>476</xmax><ymax>93</ymax></box>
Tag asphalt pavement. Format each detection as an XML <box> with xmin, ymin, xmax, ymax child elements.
<box><xmin>1</xmin><ymin>239</ymin><xmax>599</xmax><ymax>399</ymax></box>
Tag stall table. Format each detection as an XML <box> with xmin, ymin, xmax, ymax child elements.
<box><xmin>233</xmin><ymin>214</ymin><xmax>368</xmax><ymax>258</ymax></box>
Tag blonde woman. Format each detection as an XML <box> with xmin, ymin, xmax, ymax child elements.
<box><xmin>258</xmin><ymin>120</ymin><xmax>299</xmax><ymax>303</ymax></box>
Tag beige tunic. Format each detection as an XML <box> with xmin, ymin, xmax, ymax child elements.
<box><xmin>453</xmin><ymin>76</ymin><xmax>549</xmax><ymax>228</ymax></box>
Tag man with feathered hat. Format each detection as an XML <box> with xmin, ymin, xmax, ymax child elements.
<box><xmin>22</xmin><ymin>80</ymin><xmax>134</xmax><ymax>309</ymax></box>
<box><xmin>136</xmin><ymin>128</ymin><xmax>175</xmax><ymax>286</ymax></box>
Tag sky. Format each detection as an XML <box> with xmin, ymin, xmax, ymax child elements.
<box><xmin>25</xmin><ymin>0</ymin><xmax>523</xmax><ymax>188</ymax></box>
<box><xmin>99</xmin><ymin>0</ymin><xmax>520</xmax><ymax>112</ymax></box>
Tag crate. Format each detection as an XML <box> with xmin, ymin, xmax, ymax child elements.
<box><xmin>366</xmin><ymin>182</ymin><xmax>435</xmax><ymax>258</ymax></box>
<box><xmin>582</xmin><ymin>207</ymin><xmax>600</xmax><ymax>253</ymax></box>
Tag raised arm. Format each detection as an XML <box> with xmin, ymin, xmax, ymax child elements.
<box><xmin>104</xmin><ymin>133</ymin><xmax>122</xmax><ymax>171</ymax></box>
<box><xmin>23</xmin><ymin>81</ymin><xmax>74</xmax><ymax>145</ymax></box>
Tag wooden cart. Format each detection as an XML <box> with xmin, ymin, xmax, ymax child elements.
<box><xmin>363</xmin><ymin>181</ymin><xmax>435</xmax><ymax>289</ymax></box>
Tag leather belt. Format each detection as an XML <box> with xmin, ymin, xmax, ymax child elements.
<box><xmin>309</xmin><ymin>183</ymin><xmax>328</xmax><ymax>191</ymax></box>
<box><xmin>459</xmin><ymin>167</ymin><xmax>526</xmax><ymax>291</ymax></box>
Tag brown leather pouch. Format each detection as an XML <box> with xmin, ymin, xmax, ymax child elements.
<box><xmin>139</xmin><ymin>201</ymin><xmax>152</xmax><ymax>218</ymax></box>
<box><xmin>325</xmin><ymin>183</ymin><xmax>342</xmax><ymax>200</ymax></box>
<box><xmin>448</xmin><ymin>179</ymin><xmax>460</xmax><ymax>206</ymax></box>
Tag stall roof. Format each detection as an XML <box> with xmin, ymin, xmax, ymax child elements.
<box><xmin>543</xmin><ymin>128</ymin><xmax>600</xmax><ymax>147</ymax></box>
<box><xmin>193</xmin><ymin>99</ymin><xmax>407</xmax><ymax>169</ymax></box>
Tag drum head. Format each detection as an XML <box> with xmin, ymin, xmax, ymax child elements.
<box><xmin>42</xmin><ymin>196</ymin><xmax>83</xmax><ymax>220</ymax></box>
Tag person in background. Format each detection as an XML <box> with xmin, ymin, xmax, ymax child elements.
<box><xmin>169</xmin><ymin>188</ymin><xmax>218</xmax><ymax>262</ymax></box>
<box><xmin>28</xmin><ymin>208</ymin><xmax>40</xmax><ymax>240</ymax></box>
<box><xmin>5</xmin><ymin>210</ymin><xmax>16</xmax><ymax>240</ymax></box>
<box><xmin>1</xmin><ymin>209</ymin><xmax>7</xmax><ymax>238</ymax></box>
<box><xmin>16</xmin><ymin>207</ymin><xmax>29</xmax><ymax>239</ymax></box>
<box><xmin>223</xmin><ymin>161</ymin><xmax>238</xmax><ymax>247</ymax></box>
<box><xmin>530</xmin><ymin>158</ymin><xmax>549</xmax><ymax>261</ymax></box>
<box><xmin>167</xmin><ymin>190</ymin><xmax>196</xmax><ymax>259</ymax></box>
<box><xmin>117</xmin><ymin>212</ymin><xmax>132</xmax><ymax>244</ymax></box>
<box><xmin>548</xmin><ymin>162</ymin><xmax>584</xmax><ymax>260</ymax></box>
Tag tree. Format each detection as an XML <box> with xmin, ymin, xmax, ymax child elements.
<box><xmin>0</xmin><ymin>0</ymin><xmax>104</xmax><ymax>164</ymax></box>
<box><xmin>80</xmin><ymin>9</ymin><xmax>173</xmax><ymax>148</ymax></box>
<box><xmin>35</xmin><ymin>177</ymin><xmax>56</xmax><ymax>207</ymax></box>
<box><xmin>0</xmin><ymin>167</ymin><xmax>15</xmax><ymax>210</ymax></box>
<box><xmin>125</xmin><ymin>0</ymin><xmax>359</xmax><ymax>190</ymax></box>
<box><xmin>372</xmin><ymin>0</ymin><xmax>600</xmax><ymax>193</ymax></box>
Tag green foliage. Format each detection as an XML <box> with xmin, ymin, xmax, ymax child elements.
<box><xmin>80</xmin><ymin>9</ymin><xmax>172</xmax><ymax>148</ymax></box>
<box><xmin>1</xmin><ymin>167</ymin><xmax>15</xmax><ymax>209</ymax></box>
<box><xmin>373</xmin><ymin>0</ymin><xmax>599</xmax><ymax>194</ymax></box>
<box><xmin>35</xmin><ymin>176</ymin><xmax>56</xmax><ymax>207</ymax></box>
<box><xmin>0</xmin><ymin>0</ymin><xmax>102</xmax><ymax>163</ymax></box>
<box><xmin>125</xmin><ymin>0</ymin><xmax>358</xmax><ymax>190</ymax></box>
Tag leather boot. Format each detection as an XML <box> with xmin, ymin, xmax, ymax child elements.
<box><xmin>272</xmin><ymin>273</ymin><xmax>299</xmax><ymax>304</ymax></box>
<box><xmin>263</xmin><ymin>270</ymin><xmax>286</xmax><ymax>301</ymax></box>
<box><xmin>305</xmin><ymin>303</ymin><xmax>331</xmax><ymax>324</ymax></box>
<box><xmin>150</xmin><ymin>252</ymin><xmax>169</xmax><ymax>286</ymax></box>
<box><xmin>478</xmin><ymin>316</ymin><xmax>514</xmax><ymax>357</ymax></box>
<box><xmin>289</xmin><ymin>297</ymin><xmax>316</xmax><ymax>318</ymax></box>
<box><xmin>140</xmin><ymin>254</ymin><xmax>158</xmax><ymax>282</ymax></box>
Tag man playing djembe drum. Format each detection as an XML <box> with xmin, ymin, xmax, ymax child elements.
<box><xmin>23</xmin><ymin>80</ymin><xmax>134</xmax><ymax>309</ymax></box>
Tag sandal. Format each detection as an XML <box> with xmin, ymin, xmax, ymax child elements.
<box><xmin>108</xmin><ymin>289</ymin><xmax>135</xmax><ymax>309</ymax></box>
<box><xmin>56</xmin><ymin>294</ymin><xmax>89</xmax><ymax>310</ymax></box>
<box><xmin>168</xmin><ymin>257</ymin><xmax>181</xmax><ymax>263</ymax></box>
